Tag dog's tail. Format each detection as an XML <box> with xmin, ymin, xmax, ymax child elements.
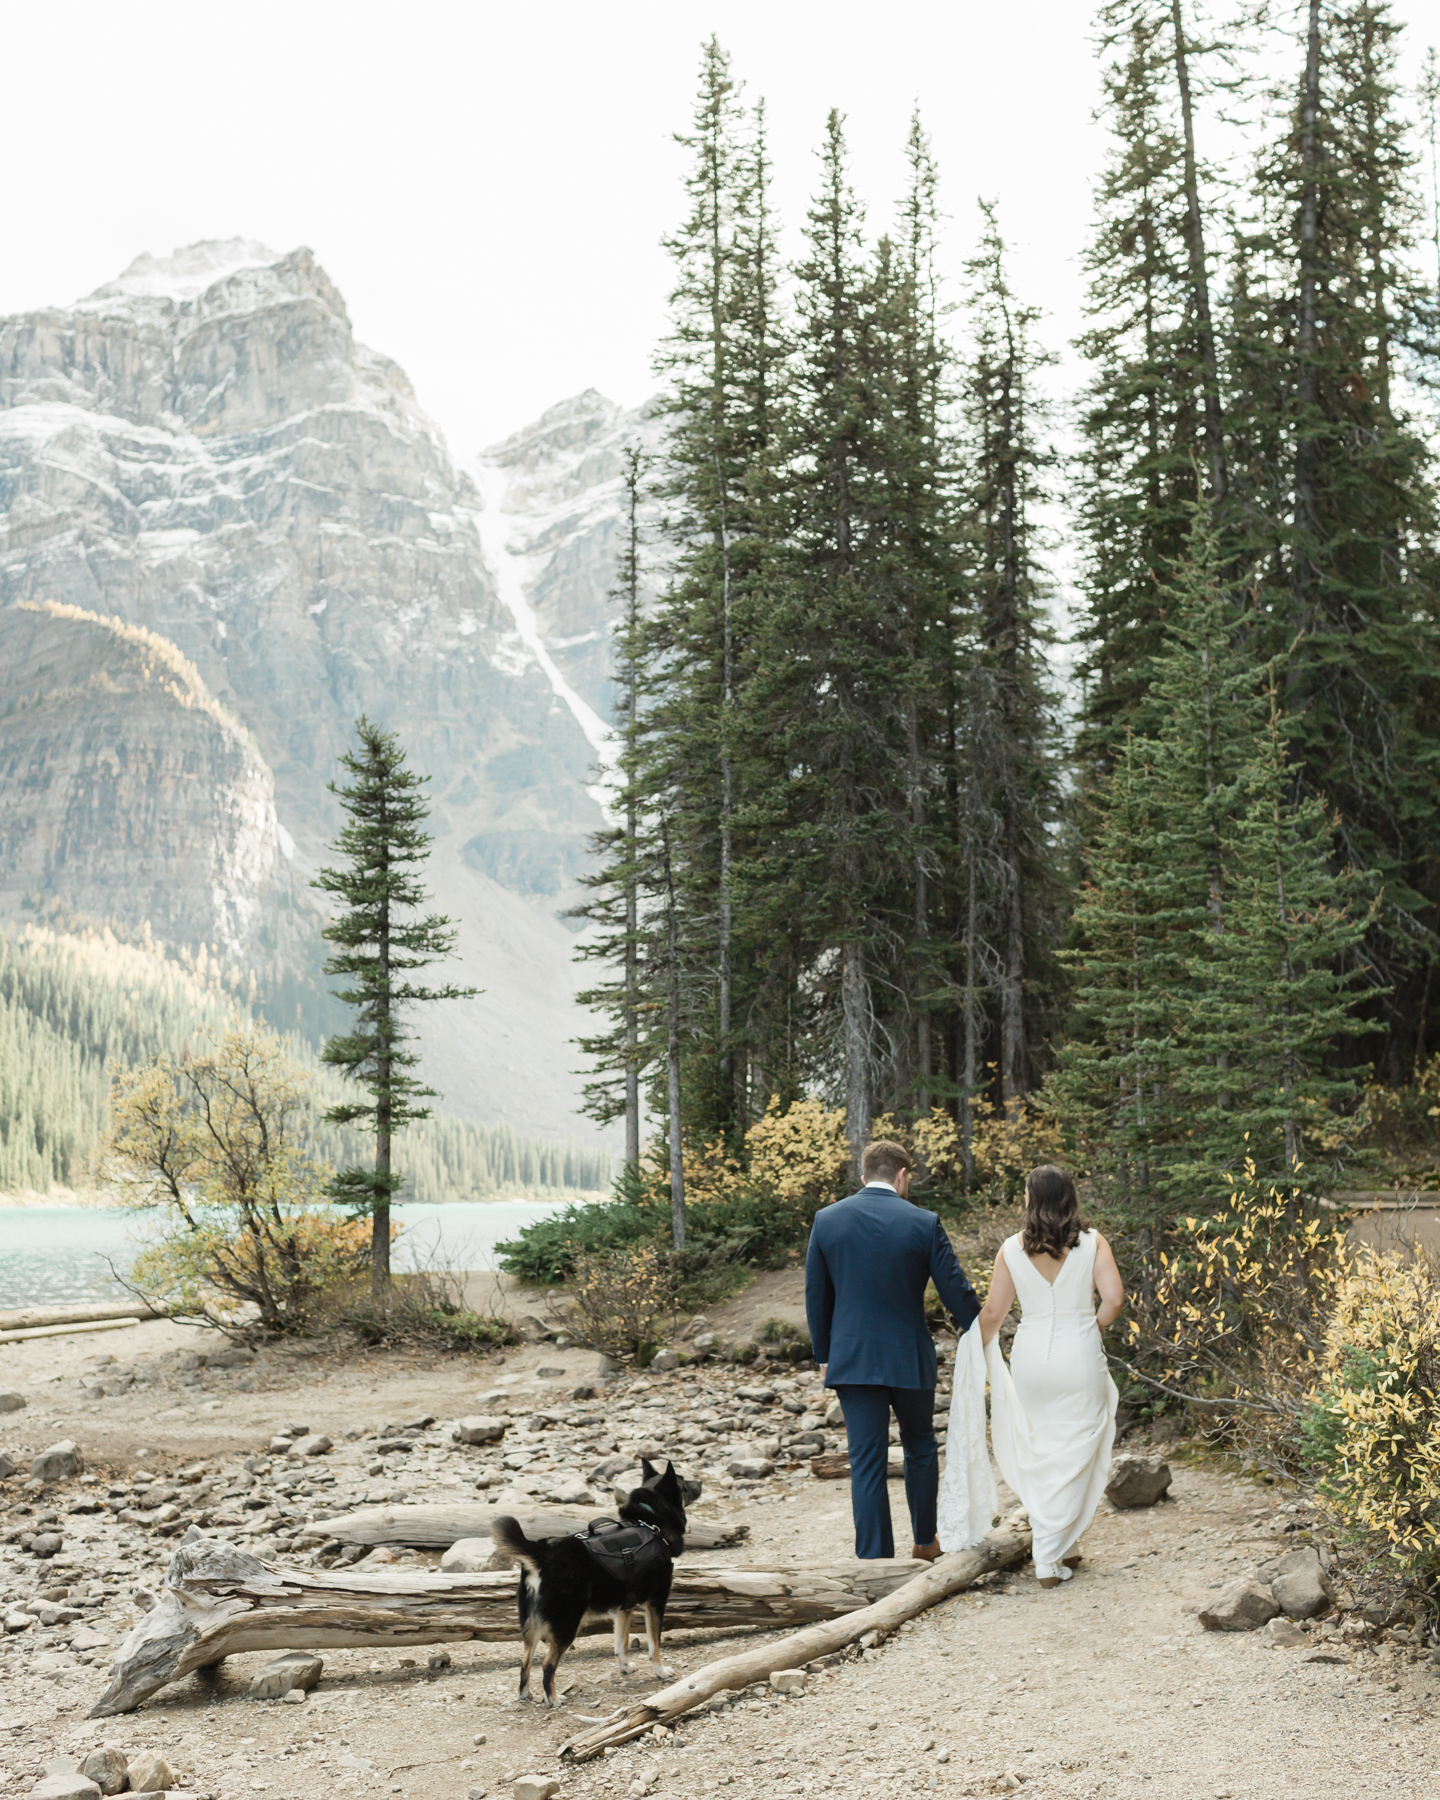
<box><xmin>491</xmin><ymin>1515</ymin><xmax>543</xmax><ymax>1573</ymax></box>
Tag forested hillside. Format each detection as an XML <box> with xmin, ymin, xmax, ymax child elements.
<box><xmin>0</xmin><ymin>928</ymin><xmax>608</xmax><ymax>1199</ymax></box>
<box><xmin>576</xmin><ymin>4</ymin><xmax>1440</xmax><ymax>1213</ymax></box>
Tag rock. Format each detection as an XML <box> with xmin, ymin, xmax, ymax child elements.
<box><xmin>287</xmin><ymin>1433</ymin><xmax>332</xmax><ymax>1458</ymax></box>
<box><xmin>206</xmin><ymin>1347</ymin><xmax>256</xmax><ymax>1369</ymax></box>
<box><xmin>0</xmin><ymin>1391</ymin><xmax>26</xmax><ymax>1413</ymax></box>
<box><xmin>1199</xmin><ymin>1578</ymin><xmax>1281</xmax><ymax>1632</ymax></box>
<box><xmin>27</xmin><ymin>1778</ymin><xmax>101</xmax><ymax>1800</ymax></box>
<box><xmin>1104</xmin><ymin>1453</ymin><xmax>1172</xmax><ymax>1509</ymax></box>
<box><xmin>693</xmin><ymin>1334</ymin><xmax>716</xmax><ymax>1352</ymax></box>
<box><xmin>0</xmin><ymin>1452</ymin><xmax>17</xmax><ymax>1479</ymax></box>
<box><xmin>513</xmin><ymin>1779</ymin><xmax>560</xmax><ymax>1800</ymax></box>
<box><xmin>5</xmin><ymin>1608</ymin><xmax>35</xmax><ymax>1631</ymax></box>
<box><xmin>727</xmin><ymin>1457</ymin><xmax>775</xmax><ymax>1480</ymax></box>
<box><xmin>428</xmin><ymin>1649</ymin><xmax>452</xmax><ymax>1670</ymax></box>
<box><xmin>268</xmin><ymin>1435</ymin><xmax>296</xmax><ymax>1455</ymax></box>
<box><xmin>1260</xmin><ymin>1617</ymin><xmax>1308</xmax><ymax>1648</ymax></box>
<box><xmin>570</xmin><ymin>1384</ymin><xmax>598</xmax><ymax>1401</ymax></box>
<box><xmin>78</xmin><ymin>1749</ymin><xmax>127</xmax><ymax>1795</ymax></box>
<box><xmin>68</xmin><ymin>1627</ymin><xmax>112</xmax><ymax>1652</ymax></box>
<box><xmin>769</xmin><ymin>1668</ymin><xmax>807</xmax><ymax>1693</ymax></box>
<box><xmin>249</xmin><ymin>1652</ymin><xmax>324</xmax><ymax>1699</ymax></box>
<box><xmin>649</xmin><ymin>1350</ymin><xmax>680</xmax><ymax>1371</ymax></box>
<box><xmin>122</xmin><ymin>1755</ymin><xmax>174</xmax><ymax>1795</ymax></box>
<box><xmin>825</xmin><ymin>1399</ymin><xmax>845</xmax><ymax>1427</ymax></box>
<box><xmin>441</xmin><ymin>1537</ymin><xmax>495</xmax><ymax>1573</ymax></box>
<box><xmin>453</xmin><ymin>1416</ymin><xmax>507</xmax><ymax>1445</ymax></box>
<box><xmin>283</xmin><ymin>1687</ymin><xmax>308</xmax><ymax>1703</ymax></box>
<box><xmin>1269</xmin><ymin>1546</ymin><xmax>1333</xmax><ymax>1620</ymax></box>
<box><xmin>1301</xmin><ymin>1648</ymin><xmax>1347</xmax><ymax>1664</ymax></box>
<box><xmin>31</xmin><ymin>1533</ymin><xmax>64</xmax><ymax>1559</ymax></box>
<box><xmin>31</xmin><ymin>1441</ymin><xmax>83</xmax><ymax>1483</ymax></box>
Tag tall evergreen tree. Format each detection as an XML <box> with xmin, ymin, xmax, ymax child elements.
<box><xmin>960</xmin><ymin>202</ymin><xmax>1063</xmax><ymax>1107</ymax></box>
<box><xmin>573</xmin><ymin>446</ymin><xmax>653</xmax><ymax>1167</ymax></box>
<box><xmin>1229</xmin><ymin>0</ymin><xmax>1440</xmax><ymax>1077</ymax></box>
<box><xmin>313</xmin><ymin>718</ymin><xmax>478</xmax><ymax>1295</ymax></box>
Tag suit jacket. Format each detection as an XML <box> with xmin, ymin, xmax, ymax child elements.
<box><xmin>805</xmin><ymin>1185</ymin><xmax>979</xmax><ymax>1390</ymax></box>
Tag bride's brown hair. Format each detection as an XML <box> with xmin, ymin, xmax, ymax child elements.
<box><xmin>1021</xmin><ymin>1165</ymin><xmax>1084</xmax><ymax>1258</ymax></box>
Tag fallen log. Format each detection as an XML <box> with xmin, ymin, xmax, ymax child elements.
<box><xmin>294</xmin><ymin>1502</ymin><xmax>747</xmax><ymax>1555</ymax></box>
<box><xmin>560</xmin><ymin>1510</ymin><xmax>1032</xmax><ymax>1761</ymax></box>
<box><xmin>89</xmin><ymin>1539</ymin><xmax>923</xmax><ymax>1717</ymax></box>
<box><xmin>0</xmin><ymin>1301</ymin><xmax>165</xmax><ymax>1333</ymax></box>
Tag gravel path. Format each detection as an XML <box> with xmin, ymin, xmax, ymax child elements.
<box><xmin>0</xmin><ymin>1319</ymin><xmax>1435</xmax><ymax>1800</ymax></box>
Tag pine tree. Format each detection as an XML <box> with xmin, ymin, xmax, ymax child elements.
<box><xmin>960</xmin><ymin>202</ymin><xmax>1064</xmax><ymax>1108</ymax></box>
<box><xmin>1230</xmin><ymin>0</ymin><xmax>1440</xmax><ymax>1079</ymax></box>
<box><xmin>573</xmin><ymin>446</ymin><xmax>653</xmax><ymax>1168</ymax></box>
<box><xmin>313</xmin><ymin>717</ymin><xmax>477</xmax><ymax>1294</ymax></box>
<box><xmin>640</xmin><ymin>38</ymin><xmax>786</xmax><ymax>1142</ymax></box>
<box><xmin>1073</xmin><ymin>0</ymin><xmax>1230</xmax><ymax>779</ymax></box>
<box><xmin>1177</xmin><ymin>680</ymin><xmax>1374</xmax><ymax>1190</ymax></box>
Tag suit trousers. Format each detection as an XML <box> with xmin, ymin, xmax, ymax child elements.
<box><xmin>833</xmin><ymin>1384</ymin><xmax>938</xmax><ymax>1559</ymax></box>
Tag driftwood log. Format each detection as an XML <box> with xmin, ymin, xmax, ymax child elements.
<box><xmin>90</xmin><ymin>1540</ymin><xmax>926</xmax><ymax>1717</ymax></box>
<box><xmin>561</xmin><ymin>1511</ymin><xmax>1033</xmax><ymax>1761</ymax></box>
<box><xmin>293</xmin><ymin>1503</ymin><xmax>746</xmax><ymax>1555</ymax></box>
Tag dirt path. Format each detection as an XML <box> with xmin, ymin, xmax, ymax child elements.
<box><xmin>0</xmin><ymin>1316</ymin><xmax>1435</xmax><ymax>1800</ymax></box>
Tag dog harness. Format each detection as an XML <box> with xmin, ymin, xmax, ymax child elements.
<box><xmin>573</xmin><ymin>1517</ymin><xmax>669</xmax><ymax>1609</ymax></box>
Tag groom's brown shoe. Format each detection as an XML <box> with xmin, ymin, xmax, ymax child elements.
<box><xmin>912</xmin><ymin>1540</ymin><xmax>943</xmax><ymax>1562</ymax></box>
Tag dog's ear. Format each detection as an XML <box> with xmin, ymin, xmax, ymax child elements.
<box><xmin>657</xmin><ymin>1460</ymin><xmax>682</xmax><ymax>1495</ymax></box>
<box><xmin>639</xmin><ymin>1457</ymin><xmax>657</xmax><ymax>1484</ymax></box>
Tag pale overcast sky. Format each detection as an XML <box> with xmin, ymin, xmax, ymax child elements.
<box><xmin>2</xmin><ymin>0</ymin><xmax>1434</xmax><ymax>461</ymax></box>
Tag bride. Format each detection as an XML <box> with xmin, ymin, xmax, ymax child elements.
<box><xmin>937</xmin><ymin>1165</ymin><xmax>1124</xmax><ymax>1585</ymax></box>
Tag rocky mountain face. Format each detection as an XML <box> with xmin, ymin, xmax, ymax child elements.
<box><xmin>478</xmin><ymin>389</ymin><xmax>667</xmax><ymax>726</ymax></box>
<box><xmin>0</xmin><ymin>600</ymin><xmax>297</xmax><ymax>964</ymax></box>
<box><xmin>0</xmin><ymin>242</ymin><xmax>629</xmax><ymax>1136</ymax></box>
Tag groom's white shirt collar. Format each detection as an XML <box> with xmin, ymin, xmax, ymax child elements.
<box><xmin>866</xmin><ymin>1180</ymin><xmax>898</xmax><ymax>1193</ymax></box>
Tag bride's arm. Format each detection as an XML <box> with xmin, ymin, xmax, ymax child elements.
<box><xmin>975</xmin><ymin>1249</ymin><xmax>1016</xmax><ymax>1346</ymax></box>
<box><xmin>1093</xmin><ymin>1232</ymin><xmax>1125</xmax><ymax>1329</ymax></box>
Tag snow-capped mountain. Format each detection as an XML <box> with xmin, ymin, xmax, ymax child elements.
<box><xmin>0</xmin><ymin>241</ymin><xmax>643</xmax><ymax>1137</ymax></box>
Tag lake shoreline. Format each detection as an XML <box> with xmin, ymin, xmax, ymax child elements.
<box><xmin>0</xmin><ymin>1189</ymin><xmax>607</xmax><ymax>1209</ymax></box>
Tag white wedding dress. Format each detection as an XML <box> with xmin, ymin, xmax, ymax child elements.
<box><xmin>938</xmin><ymin>1229</ymin><xmax>1117</xmax><ymax>1581</ymax></box>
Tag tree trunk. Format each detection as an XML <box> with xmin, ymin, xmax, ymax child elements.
<box><xmin>293</xmin><ymin>1504</ymin><xmax>747</xmax><ymax>1553</ymax></box>
<box><xmin>561</xmin><ymin>1512</ymin><xmax>1033</xmax><ymax>1761</ymax></box>
<box><xmin>90</xmin><ymin>1539</ymin><xmax>948</xmax><ymax>1718</ymax></box>
<box><xmin>663</xmin><ymin>821</ymin><xmax>686</xmax><ymax>1248</ymax></box>
<box><xmin>624</xmin><ymin>793</ymin><xmax>641</xmax><ymax>1169</ymax></box>
<box><xmin>910</xmin><ymin>698</ymin><xmax>931</xmax><ymax>1113</ymax></box>
<box><xmin>841</xmin><ymin>939</ymin><xmax>871</xmax><ymax>1159</ymax></box>
<box><xmin>1170</xmin><ymin>0</ymin><xmax>1228</xmax><ymax>502</ymax></box>
<box><xmin>961</xmin><ymin>850</ymin><xmax>978</xmax><ymax>1184</ymax></box>
<box><xmin>1292</xmin><ymin>0</ymin><xmax>1323</xmax><ymax>648</ymax></box>
<box><xmin>1001</xmin><ymin>813</ymin><xmax>1026</xmax><ymax>1109</ymax></box>
<box><xmin>717</xmin><ymin>458</ymin><xmax>736</xmax><ymax>1135</ymax></box>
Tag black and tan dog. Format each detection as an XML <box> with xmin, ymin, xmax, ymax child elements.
<box><xmin>492</xmin><ymin>1459</ymin><xmax>690</xmax><ymax>1706</ymax></box>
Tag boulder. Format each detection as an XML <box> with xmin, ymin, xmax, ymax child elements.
<box><xmin>249</xmin><ymin>1652</ymin><xmax>324</xmax><ymax>1699</ymax></box>
<box><xmin>649</xmin><ymin>1350</ymin><xmax>680</xmax><ymax>1371</ymax></box>
<box><xmin>1104</xmin><ymin>1453</ymin><xmax>1172</xmax><ymax>1509</ymax></box>
<box><xmin>1199</xmin><ymin>1578</ymin><xmax>1281</xmax><ymax>1632</ymax></box>
<box><xmin>453</xmin><ymin>1416</ymin><xmax>507</xmax><ymax>1445</ymax></box>
<box><xmin>31</xmin><ymin>1533</ymin><xmax>64</xmax><ymax>1559</ymax></box>
<box><xmin>31</xmin><ymin>1441</ymin><xmax>82</xmax><ymax>1483</ymax></box>
<box><xmin>0</xmin><ymin>1390</ymin><xmax>27</xmax><ymax>1413</ymax></box>
<box><xmin>121</xmin><ymin>1755</ymin><xmax>174</xmax><ymax>1795</ymax></box>
<box><xmin>78</xmin><ymin>1749</ymin><xmax>127</xmax><ymax>1796</ymax></box>
<box><xmin>0</xmin><ymin>1452</ymin><xmax>17</xmax><ymax>1479</ymax></box>
<box><xmin>513</xmin><ymin>1779</ymin><xmax>560</xmax><ymax>1800</ymax></box>
<box><xmin>769</xmin><ymin>1668</ymin><xmax>807</xmax><ymax>1693</ymax></box>
<box><xmin>726</xmin><ymin>1457</ymin><xmax>774</xmax><ymax>1480</ymax></box>
<box><xmin>1259</xmin><ymin>1617</ymin><xmax>1308</xmax><ymax>1649</ymax></box>
<box><xmin>1269</xmin><ymin>1546</ymin><xmax>1333</xmax><ymax>1620</ymax></box>
<box><xmin>206</xmin><ymin>1347</ymin><xmax>255</xmax><ymax>1369</ymax></box>
<box><xmin>440</xmin><ymin>1537</ymin><xmax>494</xmax><ymax>1573</ymax></box>
<box><xmin>286</xmin><ymin>1434</ymin><xmax>332</xmax><ymax>1458</ymax></box>
<box><xmin>27</xmin><ymin>1778</ymin><xmax>100</xmax><ymax>1800</ymax></box>
<box><xmin>267</xmin><ymin>1435</ymin><xmax>295</xmax><ymax>1455</ymax></box>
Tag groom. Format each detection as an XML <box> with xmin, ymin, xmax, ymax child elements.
<box><xmin>805</xmin><ymin>1139</ymin><xmax>980</xmax><ymax>1561</ymax></box>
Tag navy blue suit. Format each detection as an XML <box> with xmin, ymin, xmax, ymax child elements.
<box><xmin>805</xmin><ymin>1184</ymin><xmax>980</xmax><ymax>1557</ymax></box>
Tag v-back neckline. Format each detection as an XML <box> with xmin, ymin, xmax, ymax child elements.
<box><xmin>1024</xmin><ymin>1244</ymin><xmax>1073</xmax><ymax>1288</ymax></box>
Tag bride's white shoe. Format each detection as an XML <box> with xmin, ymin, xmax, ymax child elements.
<box><xmin>1035</xmin><ymin>1562</ymin><xmax>1074</xmax><ymax>1588</ymax></box>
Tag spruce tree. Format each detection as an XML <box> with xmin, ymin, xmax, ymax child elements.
<box><xmin>573</xmin><ymin>446</ymin><xmax>654</xmax><ymax>1167</ymax></box>
<box><xmin>1229</xmin><ymin>0</ymin><xmax>1440</xmax><ymax>1078</ymax></box>
<box><xmin>313</xmin><ymin>717</ymin><xmax>477</xmax><ymax>1295</ymax></box>
<box><xmin>960</xmin><ymin>202</ymin><xmax>1063</xmax><ymax>1108</ymax></box>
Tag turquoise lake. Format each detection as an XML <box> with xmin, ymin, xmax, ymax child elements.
<box><xmin>0</xmin><ymin>1199</ymin><xmax>571</xmax><ymax>1311</ymax></box>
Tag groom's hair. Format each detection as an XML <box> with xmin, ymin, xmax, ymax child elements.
<box><xmin>860</xmin><ymin>1140</ymin><xmax>911</xmax><ymax>1184</ymax></box>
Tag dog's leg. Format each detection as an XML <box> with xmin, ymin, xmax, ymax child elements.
<box><xmin>518</xmin><ymin>1615</ymin><xmax>538</xmax><ymax>1702</ymax></box>
<box><xmin>640</xmin><ymin>1601</ymin><xmax>676</xmax><ymax>1681</ymax></box>
<box><xmin>612</xmin><ymin>1608</ymin><xmax>633</xmax><ymax>1676</ymax></box>
<box><xmin>540</xmin><ymin>1630</ymin><xmax>567</xmax><ymax>1709</ymax></box>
